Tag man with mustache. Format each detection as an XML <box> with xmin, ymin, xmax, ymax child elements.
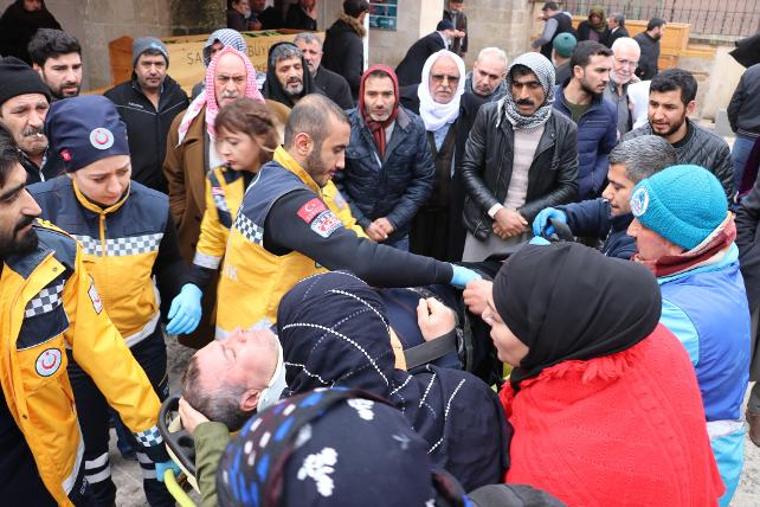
<box><xmin>623</xmin><ymin>68</ymin><xmax>734</xmax><ymax>201</ymax></box>
<box><xmin>0</xmin><ymin>56</ymin><xmax>62</xmax><ymax>183</ymax></box>
<box><xmin>163</xmin><ymin>46</ymin><xmax>266</xmax><ymax>347</ymax></box>
<box><xmin>603</xmin><ymin>37</ymin><xmax>640</xmax><ymax>136</ymax></box>
<box><xmin>28</xmin><ymin>28</ymin><xmax>82</xmax><ymax>100</ymax></box>
<box><xmin>531</xmin><ymin>135</ymin><xmax>676</xmax><ymax>260</ymax></box>
<box><xmin>408</xmin><ymin>50</ymin><xmax>465</xmax><ymax>260</ymax></box>
<box><xmin>337</xmin><ymin>65</ymin><xmax>434</xmax><ymax>250</ymax></box>
<box><xmin>105</xmin><ymin>37</ymin><xmax>189</xmax><ymax>193</ymax></box>
<box><xmin>460</xmin><ymin>52</ymin><xmax>577</xmax><ymax>262</ymax></box>
<box><xmin>262</xmin><ymin>42</ymin><xmax>321</xmax><ymax>108</ymax></box>
<box><xmin>294</xmin><ymin>32</ymin><xmax>353</xmax><ymax>109</ymax></box>
<box><xmin>0</xmin><ymin>121</ymin><xmax>176</xmax><ymax>505</ymax></box>
<box><xmin>554</xmin><ymin>40</ymin><xmax>617</xmax><ymax>200</ymax></box>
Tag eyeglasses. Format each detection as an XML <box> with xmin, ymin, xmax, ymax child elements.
<box><xmin>615</xmin><ymin>58</ymin><xmax>639</xmax><ymax>68</ymax></box>
<box><xmin>431</xmin><ymin>73</ymin><xmax>460</xmax><ymax>84</ymax></box>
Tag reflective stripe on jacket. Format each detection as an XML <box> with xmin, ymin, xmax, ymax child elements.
<box><xmin>0</xmin><ymin>222</ymin><xmax>163</xmax><ymax>505</ymax></box>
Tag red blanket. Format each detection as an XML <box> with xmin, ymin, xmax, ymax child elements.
<box><xmin>501</xmin><ymin>325</ymin><xmax>724</xmax><ymax>506</ymax></box>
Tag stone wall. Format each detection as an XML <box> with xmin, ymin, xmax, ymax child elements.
<box><xmin>4</xmin><ymin>0</ymin><xmax>227</xmax><ymax>90</ymax></box>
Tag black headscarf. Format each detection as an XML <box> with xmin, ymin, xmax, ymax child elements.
<box><xmin>262</xmin><ymin>41</ymin><xmax>320</xmax><ymax>108</ymax></box>
<box><xmin>216</xmin><ymin>388</ymin><xmax>469</xmax><ymax>507</ymax></box>
<box><xmin>493</xmin><ymin>243</ymin><xmax>662</xmax><ymax>391</ymax></box>
<box><xmin>276</xmin><ymin>271</ymin><xmax>510</xmax><ymax>492</ymax></box>
<box><xmin>0</xmin><ymin>1</ymin><xmax>61</xmax><ymax>63</ymax></box>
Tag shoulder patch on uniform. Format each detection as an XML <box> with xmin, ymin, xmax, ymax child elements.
<box><xmin>88</xmin><ymin>276</ymin><xmax>103</xmax><ymax>314</ymax></box>
<box><xmin>297</xmin><ymin>198</ymin><xmax>328</xmax><ymax>224</ymax></box>
<box><xmin>310</xmin><ymin>210</ymin><xmax>342</xmax><ymax>238</ymax></box>
<box><xmin>35</xmin><ymin>348</ymin><xmax>62</xmax><ymax>377</ymax></box>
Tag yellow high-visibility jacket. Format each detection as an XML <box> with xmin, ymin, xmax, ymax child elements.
<box><xmin>215</xmin><ymin>149</ymin><xmax>331</xmax><ymax>336</ymax></box>
<box><xmin>29</xmin><ymin>177</ymin><xmax>173</xmax><ymax>347</ymax></box>
<box><xmin>0</xmin><ymin>221</ymin><xmax>164</xmax><ymax>505</ymax></box>
<box><xmin>193</xmin><ymin>152</ymin><xmax>365</xmax><ymax>272</ymax></box>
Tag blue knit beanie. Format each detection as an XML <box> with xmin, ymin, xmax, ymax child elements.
<box><xmin>630</xmin><ymin>165</ymin><xmax>727</xmax><ymax>250</ymax></box>
<box><xmin>45</xmin><ymin>96</ymin><xmax>130</xmax><ymax>172</ymax></box>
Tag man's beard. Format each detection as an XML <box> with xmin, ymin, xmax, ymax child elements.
<box><xmin>51</xmin><ymin>83</ymin><xmax>80</xmax><ymax>99</ymax></box>
<box><xmin>650</xmin><ymin>114</ymin><xmax>687</xmax><ymax>138</ymax></box>
<box><xmin>19</xmin><ymin>126</ymin><xmax>47</xmax><ymax>156</ymax></box>
<box><xmin>305</xmin><ymin>143</ymin><xmax>328</xmax><ymax>187</ymax></box>
<box><xmin>0</xmin><ymin>216</ymin><xmax>38</xmax><ymax>258</ymax></box>
<box><xmin>284</xmin><ymin>80</ymin><xmax>304</xmax><ymax>98</ymax></box>
<box><xmin>580</xmin><ymin>79</ymin><xmax>603</xmax><ymax>98</ymax></box>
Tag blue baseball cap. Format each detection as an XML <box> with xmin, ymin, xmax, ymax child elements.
<box><xmin>45</xmin><ymin>96</ymin><xmax>130</xmax><ymax>172</ymax></box>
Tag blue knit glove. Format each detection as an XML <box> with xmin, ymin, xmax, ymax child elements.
<box><xmin>155</xmin><ymin>460</ymin><xmax>181</xmax><ymax>483</ymax></box>
<box><xmin>532</xmin><ymin>207</ymin><xmax>567</xmax><ymax>237</ymax></box>
<box><xmin>449</xmin><ymin>264</ymin><xmax>482</xmax><ymax>289</ymax></box>
<box><xmin>166</xmin><ymin>284</ymin><xmax>203</xmax><ymax>335</ymax></box>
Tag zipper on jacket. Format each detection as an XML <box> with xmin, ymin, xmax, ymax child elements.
<box><xmin>98</xmin><ymin>213</ymin><xmax>107</xmax><ymax>256</ymax></box>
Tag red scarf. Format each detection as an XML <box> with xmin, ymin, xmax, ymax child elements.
<box><xmin>635</xmin><ymin>214</ymin><xmax>736</xmax><ymax>278</ymax></box>
<box><xmin>358</xmin><ymin>64</ymin><xmax>400</xmax><ymax>158</ymax></box>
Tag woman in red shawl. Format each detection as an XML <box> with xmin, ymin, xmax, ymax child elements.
<box><xmin>476</xmin><ymin>242</ymin><xmax>724</xmax><ymax>506</ymax></box>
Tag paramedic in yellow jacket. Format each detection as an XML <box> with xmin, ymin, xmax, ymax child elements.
<box><xmin>170</xmin><ymin>98</ymin><xmax>367</xmax><ymax>337</ymax></box>
<box><xmin>28</xmin><ymin>96</ymin><xmax>186</xmax><ymax>506</ymax></box>
<box><xmin>169</xmin><ymin>94</ymin><xmax>480</xmax><ymax>339</ymax></box>
<box><xmin>0</xmin><ymin>123</ymin><xmax>174</xmax><ymax>504</ymax></box>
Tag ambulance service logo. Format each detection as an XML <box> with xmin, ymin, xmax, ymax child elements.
<box><xmin>630</xmin><ymin>187</ymin><xmax>649</xmax><ymax>218</ymax></box>
<box><xmin>35</xmin><ymin>348</ymin><xmax>62</xmax><ymax>377</ymax></box>
<box><xmin>89</xmin><ymin>127</ymin><xmax>115</xmax><ymax>150</ymax></box>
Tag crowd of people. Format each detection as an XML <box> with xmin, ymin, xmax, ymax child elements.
<box><xmin>0</xmin><ymin>0</ymin><xmax>758</xmax><ymax>506</ymax></box>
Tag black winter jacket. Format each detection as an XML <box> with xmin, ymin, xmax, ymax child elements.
<box><xmin>104</xmin><ymin>76</ymin><xmax>189</xmax><ymax>193</ymax></box>
<box><xmin>728</xmin><ymin>63</ymin><xmax>760</xmax><ymax>137</ymax></box>
<box><xmin>395</xmin><ymin>32</ymin><xmax>446</xmax><ymax>86</ymax></box>
<box><xmin>633</xmin><ymin>32</ymin><xmax>660</xmax><ymax>80</ymax></box>
<box><xmin>314</xmin><ymin>66</ymin><xmax>354</xmax><ymax>109</ymax></box>
<box><xmin>737</xmin><ymin>175</ymin><xmax>760</xmax><ymax>309</ymax></box>
<box><xmin>558</xmin><ymin>198</ymin><xmax>636</xmax><ymax>259</ymax></box>
<box><xmin>335</xmin><ymin>107</ymin><xmax>435</xmax><ymax>241</ymax></box>
<box><xmin>461</xmin><ymin>101</ymin><xmax>578</xmax><ymax>240</ymax></box>
<box><xmin>322</xmin><ymin>16</ymin><xmax>365</xmax><ymax>101</ymax></box>
<box><xmin>623</xmin><ymin>120</ymin><xmax>734</xmax><ymax>200</ymax></box>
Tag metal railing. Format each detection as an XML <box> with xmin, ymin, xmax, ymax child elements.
<box><xmin>563</xmin><ymin>0</ymin><xmax>760</xmax><ymax>37</ymax></box>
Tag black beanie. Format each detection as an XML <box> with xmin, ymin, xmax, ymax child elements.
<box><xmin>0</xmin><ymin>57</ymin><xmax>51</xmax><ymax>106</ymax></box>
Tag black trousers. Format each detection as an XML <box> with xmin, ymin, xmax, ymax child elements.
<box><xmin>67</xmin><ymin>328</ymin><xmax>173</xmax><ymax>507</ymax></box>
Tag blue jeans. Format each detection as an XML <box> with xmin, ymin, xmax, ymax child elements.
<box><xmin>732</xmin><ymin>134</ymin><xmax>756</xmax><ymax>191</ymax></box>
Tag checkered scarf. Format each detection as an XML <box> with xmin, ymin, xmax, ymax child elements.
<box><xmin>499</xmin><ymin>52</ymin><xmax>556</xmax><ymax>130</ymax></box>
<box><xmin>177</xmin><ymin>46</ymin><xmax>263</xmax><ymax>144</ymax></box>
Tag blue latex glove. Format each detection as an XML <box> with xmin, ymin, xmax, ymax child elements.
<box><xmin>531</xmin><ymin>207</ymin><xmax>567</xmax><ymax>237</ymax></box>
<box><xmin>449</xmin><ymin>264</ymin><xmax>482</xmax><ymax>289</ymax></box>
<box><xmin>529</xmin><ymin>236</ymin><xmax>551</xmax><ymax>246</ymax></box>
<box><xmin>166</xmin><ymin>284</ymin><xmax>203</xmax><ymax>335</ymax></box>
<box><xmin>155</xmin><ymin>460</ymin><xmax>181</xmax><ymax>483</ymax></box>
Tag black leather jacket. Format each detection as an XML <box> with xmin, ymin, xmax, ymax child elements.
<box><xmin>461</xmin><ymin>101</ymin><xmax>579</xmax><ymax>240</ymax></box>
<box><xmin>624</xmin><ymin>119</ymin><xmax>734</xmax><ymax>200</ymax></box>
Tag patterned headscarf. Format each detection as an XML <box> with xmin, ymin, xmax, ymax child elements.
<box><xmin>177</xmin><ymin>46</ymin><xmax>263</xmax><ymax>144</ymax></box>
<box><xmin>418</xmin><ymin>50</ymin><xmax>466</xmax><ymax>131</ymax></box>
<box><xmin>499</xmin><ymin>52</ymin><xmax>556</xmax><ymax>130</ymax></box>
<box><xmin>275</xmin><ymin>271</ymin><xmax>510</xmax><ymax>492</ymax></box>
<box><xmin>202</xmin><ymin>28</ymin><xmax>247</xmax><ymax>67</ymax></box>
<box><xmin>216</xmin><ymin>388</ymin><xmax>469</xmax><ymax>507</ymax></box>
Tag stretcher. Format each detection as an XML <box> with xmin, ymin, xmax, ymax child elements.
<box><xmin>158</xmin><ymin>395</ymin><xmax>198</xmax><ymax>507</ymax></box>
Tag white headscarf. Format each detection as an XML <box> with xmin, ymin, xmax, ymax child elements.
<box><xmin>417</xmin><ymin>50</ymin><xmax>466</xmax><ymax>132</ymax></box>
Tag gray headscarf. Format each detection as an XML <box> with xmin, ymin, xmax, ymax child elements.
<box><xmin>202</xmin><ymin>29</ymin><xmax>247</xmax><ymax>66</ymax></box>
<box><xmin>498</xmin><ymin>52</ymin><xmax>556</xmax><ymax>130</ymax></box>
